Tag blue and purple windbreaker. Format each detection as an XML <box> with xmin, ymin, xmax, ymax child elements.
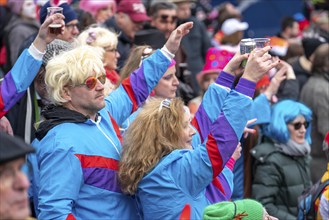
<box><xmin>28</xmin><ymin>49</ymin><xmax>171</xmax><ymax>220</ymax></box>
<box><xmin>136</xmin><ymin>78</ymin><xmax>255</xmax><ymax>219</ymax></box>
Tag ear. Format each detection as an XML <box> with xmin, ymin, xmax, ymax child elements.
<box><xmin>61</xmin><ymin>86</ymin><xmax>72</xmax><ymax>102</ymax></box>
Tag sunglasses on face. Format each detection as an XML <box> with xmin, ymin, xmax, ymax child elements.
<box><xmin>159</xmin><ymin>14</ymin><xmax>177</xmax><ymax>24</ymax></box>
<box><xmin>78</xmin><ymin>75</ymin><xmax>106</xmax><ymax>90</ymax></box>
<box><xmin>290</xmin><ymin>121</ymin><xmax>309</xmax><ymax>130</ymax></box>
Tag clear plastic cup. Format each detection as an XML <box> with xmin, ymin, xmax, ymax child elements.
<box><xmin>254</xmin><ymin>38</ymin><xmax>270</xmax><ymax>49</ymax></box>
<box><xmin>47</xmin><ymin>7</ymin><xmax>63</xmax><ymax>35</ymax></box>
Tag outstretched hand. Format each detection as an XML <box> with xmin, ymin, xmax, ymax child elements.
<box><xmin>243</xmin><ymin>46</ymin><xmax>280</xmax><ymax>83</ymax></box>
<box><xmin>165</xmin><ymin>22</ymin><xmax>193</xmax><ymax>54</ymax></box>
<box><xmin>264</xmin><ymin>61</ymin><xmax>287</xmax><ymax>100</ymax></box>
<box><xmin>243</xmin><ymin>118</ymin><xmax>257</xmax><ymax>139</ymax></box>
<box><xmin>33</xmin><ymin>13</ymin><xmax>65</xmax><ymax>52</ymax></box>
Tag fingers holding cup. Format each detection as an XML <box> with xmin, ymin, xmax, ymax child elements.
<box><xmin>47</xmin><ymin>7</ymin><xmax>64</xmax><ymax>35</ymax></box>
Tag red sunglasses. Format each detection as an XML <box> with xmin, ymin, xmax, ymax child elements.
<box><xmin>78</xmin><ymin>75</ymin><xmax>106</xmax><ymax>90</ymax></box>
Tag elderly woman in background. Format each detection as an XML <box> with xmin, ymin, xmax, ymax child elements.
<box><xmin>251</xmin><ymin>99</ymin><xmax>313</xmax><ymax>219</ymax></box>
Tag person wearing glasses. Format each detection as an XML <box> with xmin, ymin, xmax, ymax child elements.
<box><xmin>78</xmin><ymin>26</ymin><xmax>120</xmax><ymax>90</ymax></box>
<box><xmin>27</xmin><ymin>22</ymin><xmax>193</xmax><ymax>219</ymax></box>
<box><xmin>39</xmin><ymin>1</ymin><xmax>80</xmax><ymax>43</ymax></box>
<box><xmin>148</xmin><ymin>2</ymin><xmax>178</xmax><ymax>39</ymax></box>
<box><xmin>251</xmin><ymin>99</ymin><xmax>313</xmax><ymax>219</ymax></box>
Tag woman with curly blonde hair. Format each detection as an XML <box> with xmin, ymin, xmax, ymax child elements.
<box><xmin>118</xmin><ymin>45</ymin><xmax>279</xmax><ymax>220</ymax></box>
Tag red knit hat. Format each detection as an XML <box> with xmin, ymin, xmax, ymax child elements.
<box><xmin>197</xmin><ymin>48</ymin><xmax>234</xmax><ymax>83</ymax></box>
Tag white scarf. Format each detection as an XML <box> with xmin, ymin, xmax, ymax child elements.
<box><xmin>275</xmin><ymin>139</ymin><xmax>311</xmax><ymax>156</ymax></box>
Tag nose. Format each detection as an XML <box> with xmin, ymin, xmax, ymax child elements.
<box><xmin>72</xmin><ymin>26</ymin><xmax>80</xmax><ymax>35</ymax></box>
<box><xmin>14</xmin><ymin>171</ymin><xmax>30</xmax><ymax>191</ymax></box>
<box><xmin>173</xmin><ymin>75</ymin><xmax>180</xmax><ymax>86</ymax></box>
<box><xmin>189</xmin><ymin>125</ymin><xmax>196</xmax><ymax>136</ymax></box>
<box><xmin>116</xmin><ymin>51</ymin><xmax>120</xmax><ymax>58</ymax></box>
<box><xmin>300</xmin><ymin>124</ymin><xmax>307</xmax><ymax>132</ymax></box>
<box><xmin>95</xmin><ymin>78</ymin><xmax>105</xmax><ymax>90</ymax></box>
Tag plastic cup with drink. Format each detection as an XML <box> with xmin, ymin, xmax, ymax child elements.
<box><xmin>254</xmin><ymin>38</ymin><xmax>270</xmax><ymax>49</ymax></box>
<box><xmin>240</xmin><ymin>38</ymin><xmax>270</xmax><ymax>67</ymax></box>
<box><xmin>47</xmin><ymin>7</ymin><xmax>63</xmax><ymax>35</ymax></box>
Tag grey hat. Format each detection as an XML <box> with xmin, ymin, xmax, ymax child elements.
<box><xmin>0</xmin><ymin>132</ymin><xmax>35</xmax><ymax>164</ymax></box>
<box><xmin>43</xmin><ymin>39</ymin><xmax>73</xmax><ymax>65</ymax></box>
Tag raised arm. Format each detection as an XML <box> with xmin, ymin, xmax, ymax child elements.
<box><xmin>172</xmin><ymin>46</ymin><xmax>279</xmax><ymax>195</ymax></box>
<box><xmin>192</xmin><ymin>52</ymin><xmax>248</xmax><ymax>142</ymax></box>
<box><xmin>105</xmin><ymin>22</ymin><xmax>194</xmax><ymax>125</ymax></box>
<box><xmin>0</xmin><ymin>13</ymin><xmax>65</xmax><ymax>118</ymax></box>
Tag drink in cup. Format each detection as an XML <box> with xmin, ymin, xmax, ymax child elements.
<box><xmin>254</xmin><ymin>38</ymin><xmax>270</xmax><ymax>49</ymax></box>
<box><xmin>240</xmin><ymin>38</ymin><xmax>255</xmax><ymax>67</ymax></box>
<box><xmin>47</xmin><ymin>7</ymin><xmax>63</xmax><ymax>35</ymax></box>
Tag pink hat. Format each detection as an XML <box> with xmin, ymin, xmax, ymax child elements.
<box><xmin>79</xmin><ymin>0</ymin><xmax>116</xmax><ymax>17</ymax></box>
<box><xmin>117</xmin><ymin>0</ymin><xmax>150</xmax><ymax>23</ymax></box>
<box><xmin>197</xmin><ymin>48</ymin><xmax>235</xmax><ymax>83</ymax></box>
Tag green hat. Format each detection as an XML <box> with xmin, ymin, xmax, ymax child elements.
<box><xmin>203</xmin><ymin>199</ymin><xmax>264</xmax><ymax>220</ymax></box>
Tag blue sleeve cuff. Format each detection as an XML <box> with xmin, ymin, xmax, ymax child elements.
<box><xmin>215</xmin><ymin>71</ymin><xmax>235</xmax><ymax>88</ymax></box>
<box><xmin>235</xmin><ymin>78</ymin><xmax>256</xmax><ymax>98</ymax></box>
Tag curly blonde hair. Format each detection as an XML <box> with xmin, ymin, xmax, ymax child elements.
<box><xmin>118</xmin><ymin>98</ymin><xmax>185</xmax><ymax>195</ymax></box>
<box><xmin>45</xmin><ymin>45</ymin><xmax>105</xmax><ymax>105</ymax></box>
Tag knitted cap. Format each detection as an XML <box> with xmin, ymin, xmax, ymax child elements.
<box><xmin>43</xmin><ymin>39</ymin><xmax>73</xmax><ymax>65</ymax></box>
<box><xmin>197</xmin><ymin>48</ymin><xmax>234</xmax><ymax>83</ymax></box>
<box><xmin>203</xmin><ymin>199</ymin><xmax>264</xmax><ymax>220</ymax></box>
<box><xmin>39</xmin><ymin>1</ymin><xmax>77</xmax><ymax>24</ymax></box>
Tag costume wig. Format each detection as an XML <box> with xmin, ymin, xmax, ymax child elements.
<box><xmin>263</xmin><ymin>99</ymin><xmax>312</xmax><ymax>144</ymax></box>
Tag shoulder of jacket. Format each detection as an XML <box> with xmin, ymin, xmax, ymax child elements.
<box><xmin>250</xmin><ymin>142</ymin><xmax>280</xmax><ymax>163</ymax></box>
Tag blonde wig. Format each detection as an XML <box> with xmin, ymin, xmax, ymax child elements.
<box><xmin>119</xmin><ymin>98</ymin><xmax>186</xmax><ymax>195</ymax></box>
<box><xmin>45</xmin><ymin>45</ymin><xmax>105</xmax><ymax>105</ymax></box>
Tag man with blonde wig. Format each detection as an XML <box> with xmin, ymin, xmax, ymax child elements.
<box><xmin>27</xmin><ymin>22</ymin><xmax>194</xmax><ymax>219</ymax></box>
